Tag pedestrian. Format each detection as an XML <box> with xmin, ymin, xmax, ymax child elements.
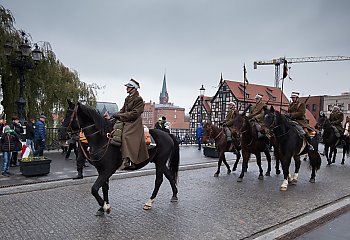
<box><xmin>10</xmin><ymin>115</ymin><xmax>24</xmax><ymax>166</ymax></box>
<box><xmin>65</xmin><ymin>132</ymin><xmax>78</xmax><ymax>160</ymax></box>
<box><xmin>25</xmin><ymin>117</ymin><xmax>36</xmax><ymax>154</ymax></box>
<box><xmin>1</xmin><ymin>125</ymin><xmax>18</xmax><ymax>177</ymax></box>
<box><xmin>0</xmin><ymin>113</ymin><xmax>5</xmax><ymax>137</ymax></box>
<box><xmin>73</xmin><ymin>130</ymin><xmax>89</xmax><ymax>179</ymax></box>
<box><xmin>33</xmin><ymin>115</ymin><xmax>46</xmax><ymax>157</ymax></box>
<box><xmin>105</xmin><ymin>78</ymin><xmax>149</xmax><ymax>169</ymax></box>
<box><xmin>196</xmin><ymin>123</ymin><xmax>204</xmax><ymax>150</ymax></box>
<box><xmin>154</xmin><ymin>117</ymin><xmax>163</xmax><ymax>130</ymax></box>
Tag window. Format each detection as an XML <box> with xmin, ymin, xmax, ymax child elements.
<box><xmin>348</xmin><ymin>104</ymin><xmax>350</xmax><ymax>110</ymax></box>
<box><xmin>306</xmin><ymin>104</ymin><xmax>309</xmax><ymax>110</ymax></box>
<box><xmin>312</xmin><ymin>104</ymin><xmax>316</xmax><ymax>111</ymax></box>
<box><xmin>328</xmin><ymin>105</ymin><xmax>332</xmax><ymax>111</ymax></box>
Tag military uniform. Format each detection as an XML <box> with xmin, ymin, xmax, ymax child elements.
<box><xmin>330</xmin><ymin>111</ymin><xmax>344</xmax><ymax>134</ymax></box>
<box><xmin>288</xmin><ymin>101</ymin><xmax>315</xmax><ymax>132</ymax></box>
<box><xmin>248</xmin><ymin>102</ymin><xmax>265</xmax><ymax>123</ymax></box>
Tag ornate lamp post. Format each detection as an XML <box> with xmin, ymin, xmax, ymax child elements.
<box><xmin>3</xmin><ymin>31</ymin><xmax>42</xmax><ymax>123</ymax></box>
<box><xmin>199</xmin><ymin>84</ymin><xmax>205</xmax><ymax>124</ymax></box>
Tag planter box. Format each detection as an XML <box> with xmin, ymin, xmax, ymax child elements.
<box><xmin>19</xmin><ymin>159</ymin><xmax>52</xmax><ymax>176</ymax></box>
<box><xmin>203</xmin><ymin>146</ymin><xmax>219</xmax><ymax>158</ymax></box>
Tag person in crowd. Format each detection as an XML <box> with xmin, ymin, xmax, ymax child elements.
<box><xmin>10</xmin><ymin>115</ymin><xmax>23</xmax><ymax>166</ymax></box>
<box><xmin>73</xmin><ymin>130</ymin><xmax>89</xmax><ymax>179</ymax></box>
<box><xmin>195</xmin><ymin>123</ymin><xmax>204</xmax><ymax>150</ymax></box>
<box><xmin>105</xmin><ymin>78</ymin><xmax>149</xmax><ymax>169</ymax></box>
<box><xmin>25</xmin><ymin>117</ymin><xmax>36</xmax><ymax>154</ymax></box>
<box><xmin>65</xmin><ymin>132</ymin><xmax>78</xmax><ymax>160</ymax></box>
<box><xmin>1</xmin><ymin>125</ymin><xmax>18</xmax><ymax>177</ymax></box>
<box><xmin>329</xmin><ymin>105</ymin><xmax>344</xmax><ymax>138</ymax></box>
<box><xmin>0</xmin><ymin>113</ymin><xmax>5</xmax><ymax>137</ymax></box>
<box><xmin>33</xmin><ymin>115</ymin><xmax>46</xmax><ymax>157</ymax></box>
<box><xmin>286</xmin><ymin>92</ymin><xmax>315</xmax><ymax>150</ymax></box>
<box><xmin>154</xmin><ymin>117</ymin><xmax>164</xmax><ymax>130</ymax></box>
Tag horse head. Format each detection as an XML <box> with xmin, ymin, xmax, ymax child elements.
<box><xmin>202</xmin><ymin>122</ymin><xmax>222</xmax><ymax>144</ymax></box>
<box><xmin>315</xmin><ymin>112</ymin><xmax>330</xmax><ymax>130</ymax></box>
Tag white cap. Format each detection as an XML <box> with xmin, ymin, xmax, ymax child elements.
<box><xmin>124</xmin><ymin>78</ymin><xmax>140</xmax><ymax>89</ymax></box>
<box><xmin>291</xmin><ymin>92</ymin><xmax>299</xmax><ymax>98</ymax></box>
<box><xmin>255</xmin><ymin>94</ymin><xmax>263</xmax><ymax>99</ymax></box>
<box><xmin>228</xmin><ymin>101</ymin><xmax>236</xmax><ymax>106</ymax></box>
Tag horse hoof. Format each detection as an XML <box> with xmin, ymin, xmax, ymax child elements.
<box><xmin>265</xmin><ymin>172</ymin><xmax>270</xmax><ymax>177</ymax></box>
<box><xmin>258</xmin><ymin>175</ymin><xmax>264</xmax><ymax>180</ymax></box>
<box><xmin>291</xmin><ymin>179</ymin><xmax>298</xmax><ymax>185</ymax></box>
<box><xmin>214</xmin><ymin>173</ymin><xmax>219</xmax><ymax>177</ymax></box>
<box><xmin>237</xmin><ymin>178</ymin><xmax>243</xmax><ymax>182</ymax></box>
<box><xmin>95</xmin><ymin>209</ymin><xmax>104</xmax><ymax>216</ymax></box>
<box><xmin>170</xmin><ymin>196</ymin><xmax>178</xmax><ymax>202</ymax></box>
<box><xmin>227</xmin><ymin>169</ymin><xmax>231</xmax><ymax>175</ymax></box>
<box><xmin>232</xmin><ymin>167</ymin><xmax>237</xmax><ymax>172</ymax></box>
<box><xmin>105</xmin><ymin>207</ymin><xmax>112</xmax><ymax>214</ymax></box>
<box><xmin>143</xmin><ymin>204</ymin><xmax>152</xmax><ymax>210</ymax></box>
<box><xmin>280</xmin><ymin>187</ymin><xmax>287</xmax><ymax>191</ymax></box>
<box><xmin>341</xmin><ymin>161</ymin><xmax>345</xmax><ymax>165</ymax></box>
<box><xmin>309</xmin><ymin>178</ymin><xmax>315</xmax><ymax>183</ymax></box>
<box><xmin>332</xmin><ymin>160</ymin><xmax>335</xmax><ymax>163</ymax></box>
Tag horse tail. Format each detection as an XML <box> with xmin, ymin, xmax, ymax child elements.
<box><xmin>308</xmin><ymin>150</ymin><xmax>321</xmax><ymax>171</ymax></box>
<box><xmin>168</xmin><ymin>133</ymin><xmax>180</xmax><ymax>183</ymax></box>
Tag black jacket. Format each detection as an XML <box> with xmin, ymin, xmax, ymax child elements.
<box><xmin>1</xmin><ymin>132</ymin><xmax>18</xmax><ymax>152</ymax></box>
<box><xmin>25</xmin><ymin>121</ymin><xmax>35</xmax><ymax>140</ymax></box>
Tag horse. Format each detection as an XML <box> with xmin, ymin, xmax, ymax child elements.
<box><xmin>231</xmin><ymin>113</ymin><xmax>274</xmax><ymax>182</ymax></box>
<box><xmin>202</xmin><ymin>122</ymin><xmax>241</xmax><ymax>177</ymax></box>
<box><xmin>263</xmin><ymin>106</ymin><xmax>321</xmax><ymax>191</ymax></box>
<box><xmin>342</xmin><ymin>117</ymin><xmax>350</xmax><ymax>164</ymax></box>
<box><xmin>316</xmin><ymin>113</ymin><xmax>343</xmax><ymax>165</ymax></box>
<box><xmin>61</xmin><ymin>100</ymin><xmax>180</xmax><ymax>214</ymax></box>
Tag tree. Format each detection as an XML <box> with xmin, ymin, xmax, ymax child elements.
<box><xmin>0</xmin><ymin>5</ymin><xmax>99</xmax><ymax>126</ymax></box>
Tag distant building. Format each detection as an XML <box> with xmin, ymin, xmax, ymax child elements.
<box><xmin>95</xmin><ymin>101</ymin><xmax>118</xmax><ymax>116</ymax></box>
<box><xmin>142</xmin><ymin>74</ymin><xmax>189</xmax><ymax>129</ymax></box>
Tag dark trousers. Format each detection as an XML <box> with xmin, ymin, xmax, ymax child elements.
<box><xmin>77</xmin><ymin>143</ymin><xmax>89</xmax><ymax>173</ymax></box>
<box><xmin>197</xmin><ymin>137</ymin><xmax>202</xmax><ymax>150</ymax></box>
<box><xmin>11</xmin><ymin>152</ymin><xmax>18</xmax><ymax>166</ymax></box>
<box><xmin>33</xmin><ymin>140</ymin><xmax>45</xmax><ymax>157</ymax></box>
<box><xmin>65</xmin><ymin>143</ymin><xmax>77</xmax><ymax>159</ymax></box>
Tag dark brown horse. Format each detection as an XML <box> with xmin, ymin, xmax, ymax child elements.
<box><xmin>202</xmin><ymin>122</ymin><xmax>241</xmax><ymax>177</ymax></box>
<box><xmin>231</xmin><ymin>113</ymin><xmax>273</xmax><ymax>182</ymax></box>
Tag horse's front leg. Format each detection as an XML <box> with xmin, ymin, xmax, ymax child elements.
<box><xmin>280</xmin><ymin>156</ymin><xmax>292</xmax><ymax>191</ymax></box>
<box><xmin>214</xmin><ymin>152</ymin><xmax>225</xmax><ymax>177</ymax></box>
<box><xmin>144</xmin><ymin>165</ymin><xmax>163</xmax><ymax>210</ymax></box>
<box><xmin>162</xmin><ymin>165</ymin><xmax>178</xmax><ymax>203</ymax></box>
<box><xmin>331</xmin><ymin>147</ymin><xmax>337</xmax><ymax>163</ymax></box>
<box><xmin>290</xmin><ymin>156</ymin><xmax>301</xmax><ymax>185</ymax></box>
<box><xmin>92</xmin><ymin>176</ymin><xmax>111</xmax><ymax>216</ymax></box>
<box><xmin>221</xmin><ymin>152</ymin><xmax>232</xmax><ymax>175</ymax></box>
<box><xmin>325</xmin><ymin>145</ymin><xmax>331</xmax><ymax>165</ymax></box>
<box><xmin>232</xmin><ymin>150</ymin><xmax>241</xmax><ymax>172</ymax></box>
<box><xmin>264</xmin><ymin>149</ymin><xmax>272</xmax><ymax>176</ymax></box>
<box><xmin>255</xmin><ymin>153</ymin><xmax>264</xmax><ymax>180</ymax></box>
<box><xmin>237</xmin><ymin>150</ymin><xmax>250</xmax><ymax>182</ymax></box>
<box><xmin>274</xmin><ymin>148</ymin><xmax>281</xmax><ymax>175</ymax></box>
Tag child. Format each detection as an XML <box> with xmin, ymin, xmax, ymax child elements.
<box><xmin>1</xmin><ymin>125</ymin><xmax>18</xmax><ymax>177</ymax></box>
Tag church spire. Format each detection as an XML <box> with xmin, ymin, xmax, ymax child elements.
<box><xmin>159</xmin><ymin>73</ymin><xmax>169</xmax><ymax>104</ymax></box>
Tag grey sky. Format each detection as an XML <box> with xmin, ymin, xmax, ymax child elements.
<box><xmin>2</xmin><ymin>0</ymin><xmax>350</xmax><ymax>113</ymax></box>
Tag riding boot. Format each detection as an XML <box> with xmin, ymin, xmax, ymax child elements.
<box><xmin>73</xmin><ymin>169</ymin><xmax>83</xmax><ymax>179</ymax></box>
<box><xmin>123</xmin><ymin>158</ymin><xmax>136</xmax><ymax>170</ymax></box>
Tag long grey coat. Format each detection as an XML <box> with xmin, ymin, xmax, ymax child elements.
<box><xmin>115</xmin><ymin>91</ymin><xmax>149</xmax><ymax>164</ymax></box>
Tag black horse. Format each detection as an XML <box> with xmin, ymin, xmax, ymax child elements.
<box><xmin>202</xmin><ymin>122</ymin><xmax>241</xmax><ymax>177</ymax></box>
<box><xmin>316</xmin><ymin>113</ymin><xmax>346</xmax><ymax>165</ymax></box>
<box><xmin>61</xmin><ymin>100</ymin><xmax>180</xmax><ymax>214</ymax></box>
<box><xmin>263</xmin><ymin>107</ymin><xmax>321</xmax><ymax>191</ymax></box>
<box><xmin>231</xmin><ymin>113</ymin><xmax>273</xmax><ymax>182</ymax></box>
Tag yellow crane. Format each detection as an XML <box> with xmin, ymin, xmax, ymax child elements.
<box><xmin>253</xmin><ymin>56</ymin><xmax>350</xmax><ymax>88</ymax></box>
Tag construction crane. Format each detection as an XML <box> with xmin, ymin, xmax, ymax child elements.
<box><xmin>253</xmin><ymin>56</ymin><xmax>350</xmax><ymax>88</ymax></box>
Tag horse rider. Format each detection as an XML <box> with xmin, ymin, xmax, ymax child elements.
<box><xmin>286</xmin><ymin>91</ymin><xmax>315</xmax><ymax>150</ymax></box>
<box><xmin>106</xmin><ymin>78</ymin><xmax>149</xmax><ymax>170</ymax></box>
<box><xmin>329</xmin><ymin>105</ymin><xmax>344</xmax><ymax>138</ymax></box>
<box><xmin>222</xmin><ymin>101</ymin><xmax>239</xmax><ymax>148</ymax></box>
<box><xmin>247</xmin><ymin>94</ymin><xmax>266</xmax><ymax>139</ymax></box>
<box><xmin>344</xmin><ymin>116</ymin><xmax>350</xmax><ymax>137</ymax></box>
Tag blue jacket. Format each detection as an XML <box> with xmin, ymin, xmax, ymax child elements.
<box><xmin>34</xmin><ymin>120</ymin><xmax>46</xmax><ymax>141</ymax></box>
<box><xmin>196</xmin><ymin>126</ymin><xmax>204</xmax><ymax>139</ymax></box>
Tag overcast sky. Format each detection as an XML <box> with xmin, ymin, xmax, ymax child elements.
<box><xmin>2</xmin><ymin>0</ymin><xmax>350</xmax><ymax>113</ymax></box>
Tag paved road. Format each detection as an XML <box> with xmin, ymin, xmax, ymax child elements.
<box><xmin>0</xmin><ymin>145</ymin><xmax>349</xmax><ymax>239</ymax></box>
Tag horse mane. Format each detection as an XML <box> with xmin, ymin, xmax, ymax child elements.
<box><xmin>79</xmin><ymin>103</ymin><xmax>111</xmax><ymax>135</ymax></box>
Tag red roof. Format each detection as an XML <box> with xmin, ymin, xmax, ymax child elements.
<box><xmin>225</xmin><ymin>80</ymin><xmax>289</xmax><ymax>105</ymax></box>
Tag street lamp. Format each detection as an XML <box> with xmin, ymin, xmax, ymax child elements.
<box><xmin>3</xmin><ymin>31</ymin><xmax>43</xmax><ymax>123</ymax></box>
<box><xmin>199</xmin><ymin>84</ymin><xmax>205</xmax><ymax>124</ymax></box>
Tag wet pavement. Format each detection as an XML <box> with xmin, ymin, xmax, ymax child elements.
<box><xmin>0</xmin><ymin>145</ymin><xmax>349</xmax><ymax>239</ymax></box>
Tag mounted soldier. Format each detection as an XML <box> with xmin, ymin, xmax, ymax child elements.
<box><xmin>222</xmin><ymin>101</ymin><xmax>239</xmax><ymax>147</ymax></box>
<box><xmin>247</xmin><ymin>94</ymin><xmax>266</xmax><ymax>138</ymax></box>
<box><xmin>286</xmin><ymin>91</ymin><xmax>315</xmax><ymax>150</ymax></box>
<box><xmin>329</xmin><ymin>105</ymin><xmax>344</xmax><ymax>138</ymax></box>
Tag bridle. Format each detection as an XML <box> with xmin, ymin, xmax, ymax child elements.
<box><xmin>206</xmin><ymin>124</ymin><xmax>224</xmax><ymax>141</ymax></box>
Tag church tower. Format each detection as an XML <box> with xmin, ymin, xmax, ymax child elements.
<box><xmin>159</xmin><ymin>73</ymin><xmax>169</xmax><ymax>104</ymax></box>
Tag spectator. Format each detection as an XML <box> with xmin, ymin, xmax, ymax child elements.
<box><xmin>25</xmin><ymin>117</ymin><xmax>36</xmax><ymax>154</ymax></box>
<box><xmin>1</xmin><ymin>125</ymin><xmax>18</xmax><ymax>177</ymax></box>
<box><xmin>196</xmin><ymin>123</ymin><xmax>204</xmax><ymax>150</ymax></box>
<box><xmin>154</xmin><ymin>117</ymin><xmax>163</xmax><ymax>130</ymax></box>
<box><xmin>10</xmin><ymin>115</ymin><xmax>23</xmax><ymax>166</ymax></box>
<box><xmin>0</xmin><ymin>113</ymin><xmax>5</xmax><ymax>137</ymax></box>
<box><xmin>33</xmin><ymin>115</ymin><xmax>46</xmax><ymax>157</ymax></box>
<box><xmin>65</xmin><ymin>132</ymin><xmax>78</xmax><ymax>160</ymax></box>
<box><xmin>73</xmin><ymin>130</ymin><xmax>89</xmax><ymax>179</ymax></box>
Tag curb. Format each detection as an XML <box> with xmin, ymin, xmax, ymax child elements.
<box><xmin>252</xmin><ymin>196</ymin><xmax>350</xmax><ymax>240</ymax></box>
<box><xmin>0</xmin><ymin>160</ymin><xmax>230</xmax><ymax>196</ymax></box>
